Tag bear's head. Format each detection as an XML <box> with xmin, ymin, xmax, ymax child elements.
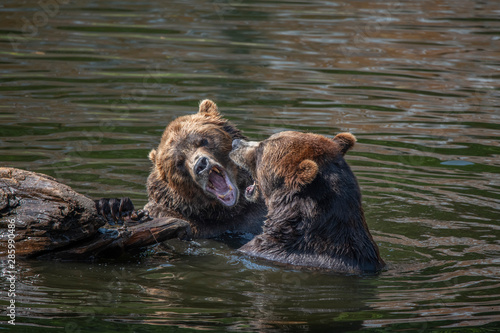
<box><xmin>230</xmin><ymin>131</ymin><xmax>384</xmax><ymax>273</ymax></box>
<box><xmin>230</xmin><ymin>131</ymin><xmax>356</xmax><ymax>202</ymax></box>
<box><xmin>148</xmin><ymin>100</ymin><xmax>248</xmax><ymax>212</ymax></box>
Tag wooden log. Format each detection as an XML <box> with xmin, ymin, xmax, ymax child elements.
<box><xmin>0</xmin><ymin>168</ymin><xmax>191</xmax><ymax>259</ymax></box>
<box><xmin>0</xmin><ymin>167</ymin><xmax>106</xmax><ymax>257</ymax></box>
<box><xmin>43</xmin><ymin>217</ymin><xmax>191</xmax><ymax>260</ymax></box>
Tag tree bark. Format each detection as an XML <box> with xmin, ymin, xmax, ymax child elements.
<box><xmin>0</xmin><ymin>167</ymin><xmax>190</xmax><ymax>259</ymax></box>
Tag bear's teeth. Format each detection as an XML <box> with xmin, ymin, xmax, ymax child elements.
<box><xmin>217</xmin><ymin>185</ymin><xmax>234</xmax><ymax>199</ymax></box>
<box><xmin>213</xmin><ymin>166</ymin><xmax>225</xmax><ymax>175</ymax></box>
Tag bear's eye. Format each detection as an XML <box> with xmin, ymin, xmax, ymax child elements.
<box><xmin>198</xmin><ymin>138</ymin><xmax>209</xmax><ymax>147</ymax></box>
<box><xmin>175</xmin><ymin>157</ymin><xmax>185</xmax><ymax>169</ymax></box>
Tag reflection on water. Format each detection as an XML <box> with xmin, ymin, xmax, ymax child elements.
<box><xmin>0</xmin><ymin>0</ymin><xmax>499</xmax><ymax>331</ymax></box>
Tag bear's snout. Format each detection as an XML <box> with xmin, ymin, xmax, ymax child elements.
<box><xmin>229</xmin><ymin>139</ymin><xmax>247</xmax><ymax>168</ymax></box>
<box><xmin>232</xmin><ymin>138</ymin><xmax>243</xmax><ymax>150</ymax></box>
<box><xmin>195</xmin><ymin>156</ymin><xmax>210</xmax><ymax>175</ymax></box>
<box><xmin>231</xmin><ymin>139</ymin><xmax>259</xmax><ymax>151</ymax></box>
<box><xmin>190</xmin><ymin>154</ymin><xmax>239</xmax><ymax>207</ymax></box>
<box><xmin>229</xmin><ymin>139</ymin><xmax>259</xmax><ymax>174</ymax></box>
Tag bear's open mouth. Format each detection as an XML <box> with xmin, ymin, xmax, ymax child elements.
<box><xmin>206</xmin><ymin>166</ymin><xmax>237</xmax><ymax>207</ymax></box>
<box><xmin>245</xmin><ymin>182</ymin><xmax>256</xmax><ymax>198</ymax></box>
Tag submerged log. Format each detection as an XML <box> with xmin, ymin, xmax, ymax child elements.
<box><xmin>43</xmin><ymin>217</ymin><xmax>191</xmax><ymax>260</ymax></box>
<box><xmin>0</xmin><ymin>167</ymin><xmax>190</xmax><ymax>259</ymax></box>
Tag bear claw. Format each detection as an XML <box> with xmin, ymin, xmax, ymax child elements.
<box><xmin>95</xmin><ymin>197</ymin><xmax>151</xmax><ymax>226</ymax></box>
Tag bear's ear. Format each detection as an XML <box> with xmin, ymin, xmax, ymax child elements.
<box><xmin>148</xmin><ymin>149</ymin><xmax>157</xmax><ymax>163</ymax></box>
<box><xmin>223</xmin><ymin>123</ymin><xmax>245</xmax><ymax>140</ymax></box>
<box><xmin>333</xmin><ymin>132</ymin><xmax>356</xmax><ymax>155</ymax></box>
<box><xmin>149</xmin><ymin>148</ymin><xmax>167</xmax><ymax>180</ymax></box>
<box><xmin>291</xmin><ymin>159</ymin><xmax>318</xmax><ymax>188</ymax></box>
<box><xmin>198</xmin><ymin>99</ymin><xmax>220</xmax><ymax>117</ymax></box>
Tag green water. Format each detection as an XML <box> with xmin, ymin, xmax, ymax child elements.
<box><xmin>1</xmin><ymin>0</ymin><xmax>499</xmax><ymax>331</ymax></box>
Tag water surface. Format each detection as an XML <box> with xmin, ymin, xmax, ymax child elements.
<box><xmin>1</xmin><ymin>0</ymin><xmax>499</xmax><ymax>331</ymax></box>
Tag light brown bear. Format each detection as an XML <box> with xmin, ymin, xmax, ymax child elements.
<box><xmin>230</xmin><ymin>131</ymin><xmax>385</xmax><ymax>273</ymax></box>
<box><xmin>144</xmin><ymin>100</ymin><xmax>266</xmax><ymax>238</ymax></box>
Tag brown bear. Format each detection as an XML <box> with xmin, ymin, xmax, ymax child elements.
<box><xmin>143</xmin><ymin>99</ymin><xmax>266</xmax><ymax>238</ymax></box>
<box><xmin>230</xmin><ymin>131</ymin><xmax>385</xmax><ymax>273</ymax></box>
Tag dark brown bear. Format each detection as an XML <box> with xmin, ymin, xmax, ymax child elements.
<box><xmin>144</xmin><ymin>100</ymin><xmax>265</xmax><ymax>238</ymax></box>
<box><xmin>230</xmin><ymin>131</ymin><xmax>385</xmax><ymax>273</ymax></box>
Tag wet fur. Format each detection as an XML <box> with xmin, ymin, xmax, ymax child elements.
<box><xmin>231</xmin><ymin>131</ymin><xmax>385</xmax><ymax>273</ymax></box>
<box><xmin>144</xmin><ymin>100</ymin><xmax>265</xmax><ymax>238</ymax></box>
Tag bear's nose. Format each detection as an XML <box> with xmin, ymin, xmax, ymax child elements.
<box><xmin>232</xmin><ymin>139</ymin><xmax>242</xmax><ymax>150</ymax></box>
<box><xmin>195</xmin><ymin>156</ymin><xmax>210</xmax><ymax>175</ymax></box>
